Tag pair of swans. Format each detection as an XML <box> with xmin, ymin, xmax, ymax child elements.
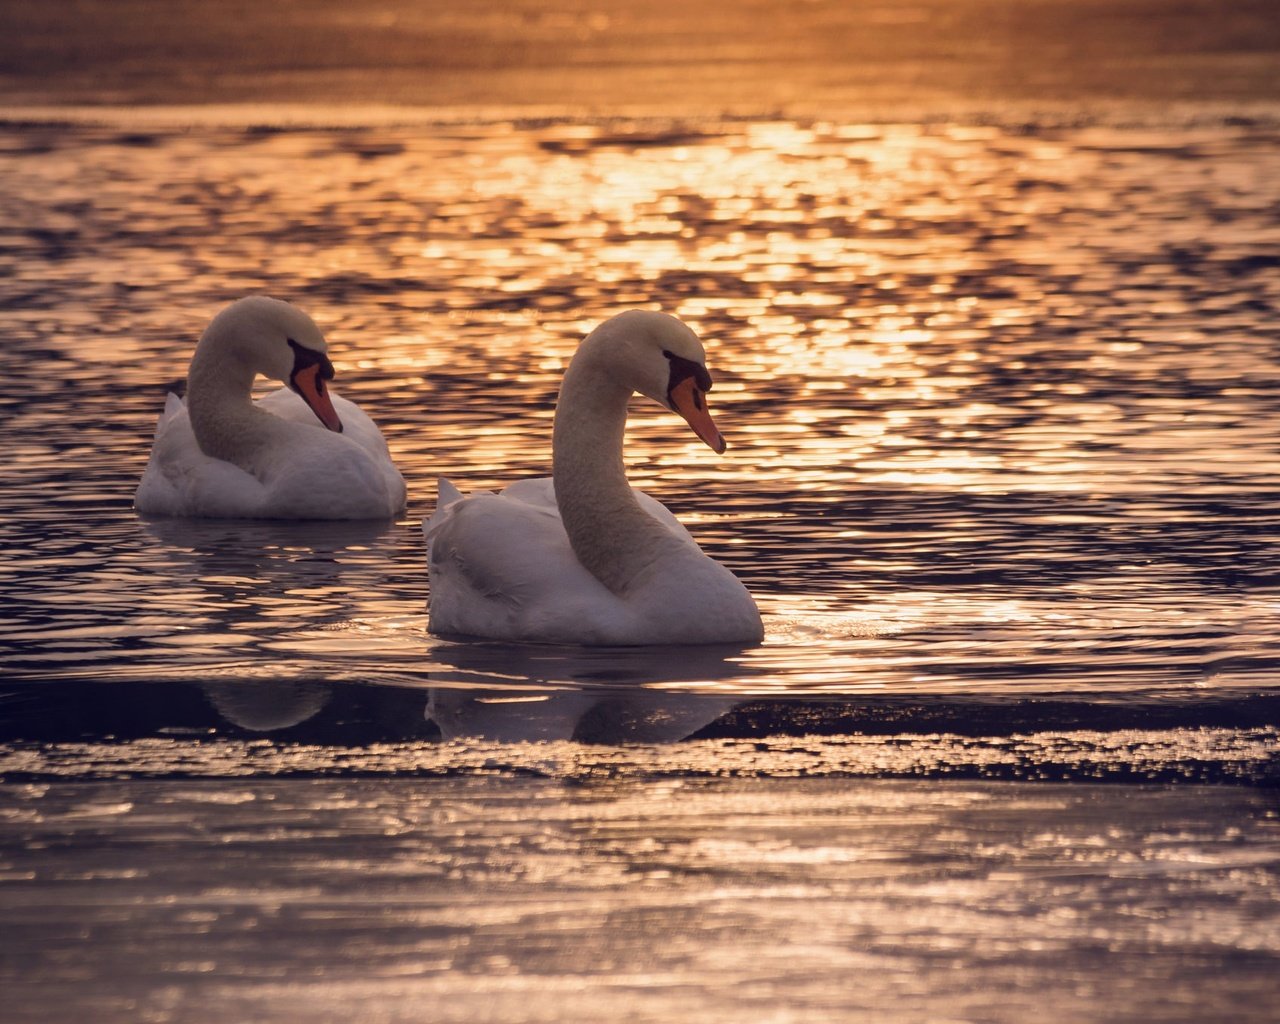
<box><xmin>136</xmin><ymin>296</ymin><xmax>763</xmax><ymax>645</ymax></box>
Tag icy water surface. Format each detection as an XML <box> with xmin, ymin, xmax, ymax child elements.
<box><xmin>1</xmin><ymin>117</ymin><xmax>1279</xmax><ymax>1022</ymax></box>
<box><xmin>3</xmin><ymin>777</ymin><xmax>1278</xmax><ymax>1024</ymax></box>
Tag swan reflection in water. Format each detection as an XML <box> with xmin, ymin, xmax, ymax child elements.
<box><xmin>188</xmin><ymin>638</ymin><xmax>752</xmax><ymax>743</ymax></box>
<box><xmin>139</xmin><ymin>516</ymin><xmax>402</xmax><ymax>729</ymax></box>
<box><xmin>139</xmin><ymin>518</ymin><xmax>752</xmax><ymax>743</ymax></box>
<box><xmin>140</xmin><ymin>514</ymin><xmax>398</xmax><ymax>576</ymax></box>
<box><xmin>424</xmin><ymin>640</ymin><xmax>753</xmax><ymax>742</ymax></box>
<box><xmin>203</xmin><ymin>678</ymin><xmax>333</xmax><ymax>731</ymax></box>
<box><xmin>139</xmin><ymin>515</ymin><xmax>399</xmax><ymax>627</ymax></box>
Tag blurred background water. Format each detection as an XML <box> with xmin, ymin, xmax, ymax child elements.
<box><xmin>2</xmin><ymin>6</ymin><xmax>1280</xmax><ymax>1015</ymax></box>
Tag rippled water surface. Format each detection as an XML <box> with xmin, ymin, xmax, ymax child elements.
<box><xmin>2</xmin><ymin>119</ymin><xmax>1279</xmax><ymax>706</ymax></box>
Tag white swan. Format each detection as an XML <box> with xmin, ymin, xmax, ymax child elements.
<box><xmin>424</xmin><ymin>310</ymin><xmax>763</xmax><ymax>645</ymax></box>
<box><xmin>135</xmin><ymin>296</ymin><xmax>406</xmax><ymax>520</ymax></box>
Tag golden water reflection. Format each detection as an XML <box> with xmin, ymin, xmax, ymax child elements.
<box><xmin>0</xmin><ymin>120</ymin><xmax>1277</xmax><ymax>699</ymax></box>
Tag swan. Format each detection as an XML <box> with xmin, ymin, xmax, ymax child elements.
<box><xmin>424</xmin><ymin>310</ymin><xmax>763</xmax><ymax>645</ymax></box>
<box><xmin>135</xmin><ymin>296</ymin><xmax>406</xmax><ymax>520</ymax></box>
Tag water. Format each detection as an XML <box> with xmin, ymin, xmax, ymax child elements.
<box><xmin>1</xmin><ymin>116</ymin><xmax>1279</xmax><ymax>1021</ymax></box>
<box><xmin>3</xmin><ymin>119</ymin><xmax>1279</xmax><ymax>702</ymax></box>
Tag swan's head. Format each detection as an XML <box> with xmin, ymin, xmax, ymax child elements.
<box><xmin>202</xmin><ymin>296</ymin><xmax>343</xmax><ymax>433</ymax></box>
<box><xmin>588</xmin><ymin>310</ymin><xmax>726</xmax><ymax>453</ymax></box>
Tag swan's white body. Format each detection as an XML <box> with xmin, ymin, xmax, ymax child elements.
<box><xmin>137</xmin><ymin>388</ymin><xmax>406</xmax><ymax>519</ymax></box>
<box><xmin>135</xmin><ymin>297</ymin><xmax>406</xmax><ymax>520</ymax></box>
<box><xmin>424</xmin><ymin>311</ymin><xmax>763</xmax><ymax>646</ymax></box>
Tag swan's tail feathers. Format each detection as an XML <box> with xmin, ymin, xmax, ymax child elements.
<box><xmin>423</xmin><ymin>477</ymin><xmax>465</xmax><ymax>539</ymax></box>
<box><xmin>437</xmin><ymin>477</ymin><xmax>464</xmax><ymax>508</ymax></box>
<box><xmin>155</xmin><ymin>391</ymin><xmax>186</xmax><ymax>430</ymax></box>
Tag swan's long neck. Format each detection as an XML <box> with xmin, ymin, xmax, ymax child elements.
<box><xmin>552</xmin><ymin>356</ymin><xmax>673</xmax><ymax>594</ymax></box>
<box><xmin>186</xmin><ymin>340</ymin><xmax>279</xmax><ymax>468</ymax></box>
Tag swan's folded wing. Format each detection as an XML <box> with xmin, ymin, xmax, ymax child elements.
<box><xmin>498</xmin><ymin>477</ymin><xmax>558</xmax><ymax>509</ymax></box>
<box><xmin>424</xmin><ymin>486</ymin><xmax>626</xmax><ymax>641</ymax></box>
<box><xmin>258</xmin><ymin>387</ymin><xmax>388</xmax><ymax>456</ymax></box>
<box><xmin>631</xmin><ymin>488</ymin><xmax>695</xmax><ymax>539</ymax></box>
<box><xmin>157</xmin><ymin>391</ymin><xmax>186</xmax><ymax>429</ymax></box>
<box><xmin>257</xmin><ymin>387</ymin><xmax>406</xmax><ymax>517</ymax></box>
<box><xmin>436</xmin><ymin>476</ymin><xmax>465</xmax><ymax>508</ymax></box>
<box><xmin>426</xmin><ymin>490</ymin><xmax>581</xmax><ymax>603</ymax></box>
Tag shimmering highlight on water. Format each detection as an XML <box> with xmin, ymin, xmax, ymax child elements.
<box><xmin>2</xmin><ymin>120</ymin><xmax>1278</xmax><ymax>704</ymax></box>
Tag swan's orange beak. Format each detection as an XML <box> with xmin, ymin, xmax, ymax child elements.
<box><xmin>670</xmin><ymin>376</ymin><xmax>726</xmax><ymax>454</ymax></box>
<box><xmin>292</xmin><ymin>363</ymin><xmax>343</xmax><ymax>433</ymax></box>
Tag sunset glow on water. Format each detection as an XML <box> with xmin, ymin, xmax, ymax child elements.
<box><xmin>2</xmin><ymin>120</ymin><xmax>1278</xmax><ymax>704</ymax></box>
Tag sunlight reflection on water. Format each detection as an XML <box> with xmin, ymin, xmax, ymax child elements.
<box><xmin>1</xmin><ymin>119</ymin><xmax>1278</xmax><ymax>706</ymax></box>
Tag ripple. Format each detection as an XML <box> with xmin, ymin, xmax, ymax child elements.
<box><xmin>0</xmin><ymin>120</ymin><xmax>1278</xmax><ymax>712</ymax></box>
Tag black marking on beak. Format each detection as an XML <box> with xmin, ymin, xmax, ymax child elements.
<box><xmin>287</xmin><ymin>338</ymin><xmax>335</xmax><ymax>391</ymax></box>
<box><xmin>662</xmin><ymin>349</ymin><xmax>713</xmax><ymax>407</ymax></box>
<box><xmin>287</xmin><ymin>338</ymin><xmax>343</xmax><ymax>433</ymax></box>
